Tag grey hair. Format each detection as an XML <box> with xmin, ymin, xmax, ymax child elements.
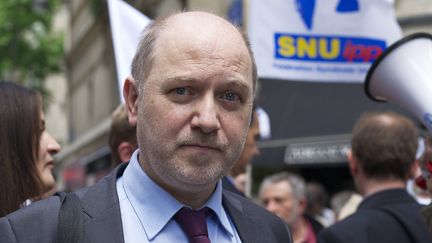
<box><xmin>130</xmin><ymin>12</ymin><xmax>258</xmax><ymax>97</ymax></box>
<box><xmin>259</xmin><ymin>172</ymin><xmax>306</xmax><ymax>200</ymax></box>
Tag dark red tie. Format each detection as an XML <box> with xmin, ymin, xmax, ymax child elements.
<box><xmin>174</xmin><ymin>207</ymin><xmax>211</xmax><ymax>243</ymax></box>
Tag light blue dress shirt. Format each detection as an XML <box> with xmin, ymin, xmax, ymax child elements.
<box><xmin>116</xmin><ymin>150</ymin><xmax>242</xmax><ymax>243</ymax></box>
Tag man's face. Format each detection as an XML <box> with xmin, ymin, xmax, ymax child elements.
<box><xmin>129</xmin><ymin>13</ymin><xmax>254</xmax><ymax>194</ymax></box>
<box><xmin>260</xmin><ymin>181</ymin><xmax>302</xmax><ymax>227</ymax></box>
<box><xmin>235</xmin><ymin>112</ymin><xmax>260</xmax><ymax>169</ymax></box>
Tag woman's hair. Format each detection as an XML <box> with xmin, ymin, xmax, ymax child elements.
<box><xmin>0</xmin><ymin>81</ymin><xmax>44</xmax><ymax>217</ymax></box>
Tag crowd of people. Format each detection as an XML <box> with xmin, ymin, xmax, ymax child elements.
<box><xmin>0</xmin><ymin>10</ymin><xmax>432</xmax><ymax>243</ymax></box>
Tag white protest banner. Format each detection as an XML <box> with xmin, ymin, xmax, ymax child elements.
<box><xmin>248</xmin><ymin>0</ymin><xmax>402</xmax><ymax>82</ymax></box>
<box><xmin>108</xmin><ymin>0</ymin><xmax>151</xmax><ymax>102</ymax></box>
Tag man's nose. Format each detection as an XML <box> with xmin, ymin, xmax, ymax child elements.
<box><xmin>190</xmin><ymin>95</ymin><xmax>221</xmax><ymax>134</ymax></box>
<box><xmin>265</xmin><ymin>200</ymin><xmax>278</xmax><ymax>213</ymax></box>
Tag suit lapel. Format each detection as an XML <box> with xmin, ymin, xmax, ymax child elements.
<box><xmin>222</xmin><ymin>191</ymin><xmax>266</xmax><ymax>243</ymax></box>
<box><xmin>81</xmin><ymin>164</ymin><xmax>128</xmax><ymax>243</ymax></box>
<box><xmin>83</xmin><ymin>204</ymin><xmax>124</xmax><ymax>243</ymax></box>
<box><xmin>77</xmin><ymin>165</ymin><xmax>278</xmax><ymax>243</ymax></box>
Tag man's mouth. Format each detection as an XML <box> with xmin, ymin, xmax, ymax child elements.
<box><xmin>181</xmin><ymin>144</ymin><xmax>221</xmax><ymax>152</ymax></box>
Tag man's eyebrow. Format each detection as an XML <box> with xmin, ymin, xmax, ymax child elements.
<box><xmin>163</xmin><ymin>76</ymin><xmax>199</xmax><ymax>82</ymax></box>
<box><xmin>223</xmin><ymin>79</ymin><xmax>251</xmax><ymax>91</ymax></box>
<box><xmin>162</xmin><ymin>76</ymin><xmax>251</xmax><ymax>90</ymax></box>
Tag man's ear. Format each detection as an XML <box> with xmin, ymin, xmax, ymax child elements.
<box><xmin>347</xmin><ymin>149</ymin><xmax>358</xmax><ymax>177</ymax></box>
<box><xmin>117</xmin><ymin>142</ymin><xmax>137</xmax><ymax>162</ymax></box>
<box><xmin>123</xmin><ymin>76</ymin><xmax>139</xmax><ymax>127</ymax></box>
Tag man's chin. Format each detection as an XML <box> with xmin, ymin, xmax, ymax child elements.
<box><xmin>174</xmin><ymin>168</ymin><xmax>226</xmax><ymax>187</ymax></box>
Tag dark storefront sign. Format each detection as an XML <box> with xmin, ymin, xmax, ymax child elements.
<box><xmin>253</xmin><ymin>79</ymin><xmax>418</xmax><ymax>168</ymax></box>
<box><xmin>284</xmin><ymin>139</ymin><xmax>350</xmax><ymax>165</ymax></box>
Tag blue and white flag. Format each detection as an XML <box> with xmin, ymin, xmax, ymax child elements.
<box><xmin>248</xmin><ymin>0</ymin><xmax>402</xmax><ymax>82</ymax></box>
<box><xmin>228</xmin><ymin>0</ymin><xmax>243</xmax><ymax>26</ymax></box>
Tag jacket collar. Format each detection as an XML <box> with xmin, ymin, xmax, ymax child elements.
<box><xmin>78</xmin><ymin>163</ymin><xmax>272</xmax><ymax>243</ymax></box>
<box><xmin>222</xmin><ymin>190</ymin><xmax>268</xmax><ymax>243</ymax></box>
<box><xmin>79</xmin><ymin>163</ymin><xmax>128</xmax><ymax>243</ymax></box>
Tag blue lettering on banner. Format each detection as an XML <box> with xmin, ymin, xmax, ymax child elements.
<box><xmin>274</xmin><ymin>33</ymin><xmax>386</xmax><ymax>63</ymax></box>
<box><xmin>296</xmin><ymin>0</ymin><xmax>359</xmax><ymax>30</ymax></box>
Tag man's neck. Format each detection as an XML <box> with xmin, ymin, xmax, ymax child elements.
<box><xmin>360</xmin><ymin>179</ymin><xmax>406</xmax><ymax>198</ymax></box>
<box><xmin>168</xmin><ymin>184</ymin><xmax>217</xmax><ymax>209</ymax></box>
<box><xmin>291</xmin><ymin>217</ymin><xmax>308</xmax><ymax>243</ymax></box>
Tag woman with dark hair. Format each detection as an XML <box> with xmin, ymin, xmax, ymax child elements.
<box><xmin>0</xmin><ymin>81</ymin><xmax>61</xmax><ymax>217</ymax></box>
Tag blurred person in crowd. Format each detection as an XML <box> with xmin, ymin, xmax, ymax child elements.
<box><xmin>108</xmin><ymin>103</ymin><xmax>138</xmax><ymax>168</ymax></box>
<box><xmin>407</xmin><ymin>135</ymin><xmax>432</xmax><ymax>205</ymax></box>
<box><xmin>416</xmin><ymin>134</ymin><xmax>432</xmax><ymax>234</ymax></box>
<box><xmin>306</xmin><ymin>182</ymin><xmax>335</xmax><ymax>227</ymax></box>
<box><xmin>0</xmin><ymin>81</ymin><xmax>61</xmax><ymax>217</ymax></box>
<box><xmin>260</xmin><ymin>172</ymin><xmax>323</xmax><ymax>243</ymax></box>
<box><xmin>407</xmin><ymin>165</ymin><xmax>432</xmax><ymax>205</ymax></box>
<box><xmin>330</xmin><ymin>190</ymin><xmax>362</xmax><ymax>221</ymax></box>
<box><xmin>222</xmin><ymin>108</ymin><xmax>260</xmax><ymax>196</ymax></box>
<box><xmin>233</xmin><ymin>173</ymin><xmax>247</xmax><ymax>194</ymax></box>
<box><xmin>336</xmin><ymin>193</ymin><xmax>362</xmax><ymax>221</ymax></box>
<box><xmin>329</xmin><ymin>190</ymin><xmax>353</xmax><ymax>220</ymax></box>
<box><xmin>318</xmin><ymin>111</ymin><xmax>431</xmax><ymax>243</ymax></box>
<box><xmin>0</xmin><ymin>11</ymin><xmax>291</xmax><ymax>243</ymax></box>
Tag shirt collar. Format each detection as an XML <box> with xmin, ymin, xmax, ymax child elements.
<box><xmin>205</xmin><ymin>178</ymin><xmax>235</xmax><ymax>237</ymax></box>
<box><xmin>122</xmin><ymin>150</ymin><xmax>234</xmax><ymax>240</ymax></box>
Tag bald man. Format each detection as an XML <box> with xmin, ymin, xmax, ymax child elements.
<box><xmin>0</xmin><ymin>11</ymin><xmax>291</xmax><ymax>243</ymax></box>
<box><xmin>318</xmin><ymin>111</ymin><xmax>431</xmax><ymax>243</ymax></box>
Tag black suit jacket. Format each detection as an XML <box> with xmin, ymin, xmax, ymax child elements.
<box><xmin>0</xmin><ymin>163</ymin><xmax>292</xmax><ymax>243</ymax></box>
<box><xmin>318</xmin><ymin>189</ymin><xmax>432</xmax><ymax>243</ymax></box>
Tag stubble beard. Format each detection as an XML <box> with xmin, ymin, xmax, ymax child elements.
<box><xmin>286</xmin><ymin>204</ymin><xmax>300</xmax><ymax>229</ymax></box>
<box><xmin>137</xmin><ymin>122</ymin><xmax>246</xmax><ymax>194</ymax></box>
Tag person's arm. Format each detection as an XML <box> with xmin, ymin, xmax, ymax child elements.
<box><xmin>0</xmin><ymin>196</ymin><xmax>62</xmax><ymax>243</ymax></box>
<box><xmin>0</xmin><ymin>217</ymin><xmax>17</xmax><ymax>243</ymax></box>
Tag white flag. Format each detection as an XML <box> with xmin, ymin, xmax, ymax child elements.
<box><xmin>108</xmin><ymin>0</ymin><xmax>151</xmax><ymax>102</ymax></box>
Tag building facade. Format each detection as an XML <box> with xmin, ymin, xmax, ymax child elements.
<box><xmin>53</xmin><ymin>0</ymin><xmax>432</xmax><ymax>191</ymax></box>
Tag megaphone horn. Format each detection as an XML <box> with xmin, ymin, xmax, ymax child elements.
<box><xmin>365</xmin><ymin>32</ymin><xmax>432</xmax><ymax>132</ymax></box>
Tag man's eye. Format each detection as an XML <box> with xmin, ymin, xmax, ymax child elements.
<box><xmin>175</xmin><ymin>87</ymin><xmax>187</xmax><ymax>95</ymax></box>
<box><xmin>223</xmin><ymin>91</ymin><xmax>240</xmax><ymax>102</ymax></box>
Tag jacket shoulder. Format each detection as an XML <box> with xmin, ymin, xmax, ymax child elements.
<box><xmin>0</xmin><ymin>196</ymin><xmax>61</xmax><ymax>243</ymax></box>
<box><xmin>318</xmin><ymin>205</ymin><xmax>430</xmax><ymax>243</ymax></box>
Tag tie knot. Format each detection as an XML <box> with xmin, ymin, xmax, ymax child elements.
<box><xmin>174</xmin><ymin>207</ymin><xmax>211</xmax><ymax>243</ymax></box>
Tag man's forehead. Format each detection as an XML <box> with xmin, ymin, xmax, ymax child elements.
<box><xmin>158</xmin><ymin>12</ymin><xmax>245</xmax><ymax>48</ymax></box>
<box><xmin>165</xmin><ymin>11</ymin><xmax>234</xmax><ymax>29</ymax></box>
<box><xmin>147</xmin><ymin>11</ymin><xmax>254</xmax><ymax>92</ymax></box>
<box><xmin>271</xmin><ymin>181</ymin><xmax>294</xmax><ymax>195</ymax></box>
